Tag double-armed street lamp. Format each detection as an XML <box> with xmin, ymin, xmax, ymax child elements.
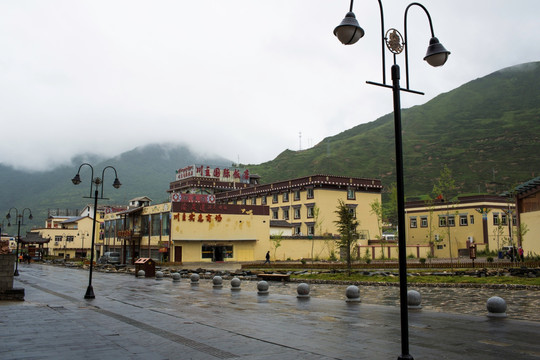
<box><xmin>334</xmin><ymin>1</ymin><xmax>450</xmax><ymax>359</ymax></box>
<box><xmin>78</xmin><ymin>231</ymin><xmax>89</xmax><ymax>259</ymax></box>
<box><xmin>6</xmin><ymin>207</ymin><xmax>33</xmax><ymax>276</ymax></box>
<box><xmin>72</xmin><ymin>163</ymin><xmax>121</xmax><ymax>299</ymax></box>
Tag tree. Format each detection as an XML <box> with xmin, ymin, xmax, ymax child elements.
<box><xmin>334</xmin><ymin>199</ymin><xmax>359</xmax><ymax>275</ymax></box>
<box><xmin>432</xmin><ymin>165</ymin><xmax>458</xmax><ymax>270</ymax></box>
<box><xmin>382</xmin><ymin>182</ymin><xmax>398</xmax><ymax>226</ymax></box>
<box><xmin>270</xmin><ymin>232</ymin><xmax>283</xmax><ymax>262</ymax></box>
<box><xmin>369</xmin><ymin>199</ymin><xmax>386</xmax><ymax>259</ymax></box>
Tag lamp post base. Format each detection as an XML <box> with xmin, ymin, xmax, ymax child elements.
<box><xmin>84</xmin><ymin>285</ymin><xmax>95</xmax><ymax>299</ymax></box>
<box><xmin>14</xmin><ymin>269</ymin><xmax>19</xmax><ymax>276</ymax></box>
<box><xmin>398</xmin><ymin>354</ymin><xmax>414</xmax><ymax>360</ymax></box>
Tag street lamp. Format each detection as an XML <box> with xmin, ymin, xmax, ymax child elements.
<box><xmin>334</xmin><ymin>1</ymin><xmax>450</xmax><ymax>359</ymax></box>
<box><xmin>6</xmin><ymin>208</ymin><xmax>33</xmax><ymax>276</ymax></box>
<box><xmin>72</xmin><ymin>163</ymin><xmax>121</xmax><ymax>299</ymax></box>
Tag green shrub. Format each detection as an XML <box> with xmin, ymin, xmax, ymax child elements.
<box><xmin>419</xmin><ymin>258</ymin><xmax>426</xmax><ymax>264</ymax></box>
<box><xmin>300</xmin><ymin>258</ymin><xmax>307</xmax><ymax>265</ymax></box>
<box><xmin>486</xmin><ymin>256</ymin><xmax>494</xmax><ymax>263</ymax></box>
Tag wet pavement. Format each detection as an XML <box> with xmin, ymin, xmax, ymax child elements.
<box><xmin>1</xmin><ymin>263</ymin><xmax>540</xmax><ymax>359</ymax></box>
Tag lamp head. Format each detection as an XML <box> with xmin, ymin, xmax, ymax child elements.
<box><xmin>29</xmin><ymin>213</ymin><xmax>33</xmax><ymax>220</ymax></box>
<box><xmin>334</xmin><ymin>12</ymin><xmax>364</xmax><ymax>45</ymax></box>
<box><xmin>112</xmin><ymin>178</ymin><xmax>122</xmax><ymax>189</ymax></box>
<box><xmin>424</xmin><ymin>37</ymin><xmax>450</xmax><ymax>67</ymax></box>
<box><xmin>71</xmin><ymin>174</ymin><xmax>82</xmax><ymax>185</ymax></box>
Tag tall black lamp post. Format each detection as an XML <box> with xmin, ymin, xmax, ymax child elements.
<box><xmin>72</xmin><ymin>163</ymin><xmax>121</xmax><ymax>299</ymax></box>
<box><xmin>6</xmin><ymin>207</ymin><xmax>33</xmax><ymax>276</ymax></box>
<box><xmin>334</xmin><ymin>1</ymin><xmax>450</xmax><ymax>359</ymax></box>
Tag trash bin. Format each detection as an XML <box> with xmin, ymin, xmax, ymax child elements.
<box><xmin>134</xmin><ymin>258</ymin><xmax>156</xmax><ymax>277</ymax></box>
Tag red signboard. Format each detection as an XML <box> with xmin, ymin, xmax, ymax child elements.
<box><xmin>171</xmin><ymin>193</ymin><xmax>216</xmax><ymax>203</ymax></box>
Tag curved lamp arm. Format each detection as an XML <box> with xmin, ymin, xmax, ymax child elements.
<box><xmin>72</xmin><ymin>163</ymin><xmax>95</xmax><ymax>198</ymax></box>
<box><xmin>100</xmin><ymin>166</ymin><xmax>122</xmax><ymax>199</ymax></box>
<box><xmin>404</xmin><ymin>2</ymin><xmax>450</xmax><ymax>89</ymax></box>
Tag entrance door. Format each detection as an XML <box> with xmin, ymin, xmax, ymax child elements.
<box><xmin>174</xmin><ymin>246</ymin><xmax>182</xmax><ymax>263</ymax></box>
<box><xmin>214</xmin><ymin>246</ymin><xmax>224</xmax><ymax>262</ymax></box>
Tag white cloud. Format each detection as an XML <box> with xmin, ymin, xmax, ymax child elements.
<box><xmin>1</xmin><ymin>0</ymin><xmax>539</xmax><ymax>171</ymax></box>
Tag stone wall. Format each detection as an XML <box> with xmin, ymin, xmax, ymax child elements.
<box><xmin>0</xmin><ymin>254</ymin><xmax>24</xmax><ymax>300</ymax></box>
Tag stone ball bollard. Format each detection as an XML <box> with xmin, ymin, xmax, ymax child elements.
<box><xmin>487</xmin><ymin>296</ymin><xmax>507</xmax><ymax>318</ymax></box>
<box><xmin>190</xmin><ymin>273</ymin><xmax>200</xmax><ymax>284</ymax></box>
<box><xmin>257</xmin><ymin>280</ymin><xmax>269</xmax><ymax>295</ymax></box>
<box><xmin>345</xmin><ymin>285</ymin><xmax>361</xmax><ymax>303</ymax></box>
<box><xmin>137</xmin><ymin>270</ymin><xmax>145</xmax><ymax>278</ymax></box>
<box><xmin>407</xmin><ymin>290</ymin><xmax>422</xmax><ymax>309</ymax></box>
<box><xmin>230</xmin><ymin>277</ymin><xmax>241</xmax><ymax>291</ymax></box>
<box><xmin>297</xmin><ymin>283</ymin><xmax>310</xmax><ymax>299</ymax></box>
<box><xmin>213</xmin><ymin>276</ymin><xmax>223</xmax><ymax>289</ymax></box>
<box><xmin>171</xmin><ymin>272</ymin><xmax>181</xmax><ymax>283</ymax></box>
<box><xmin>155</xmin><ymin>271</ymin><xmax>164</xmax><ymax>280</ymax></box>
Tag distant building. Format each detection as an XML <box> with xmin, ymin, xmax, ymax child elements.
<box><xmin>512</xmin><ymin>176</ymin><xmax>540</xmax><ymax>255</ymax></box>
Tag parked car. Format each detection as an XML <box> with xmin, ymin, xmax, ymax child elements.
<box><xmin>99</xmin><ymin>252</ymin><xmax>121</xmax><ymax>265</ymax></box>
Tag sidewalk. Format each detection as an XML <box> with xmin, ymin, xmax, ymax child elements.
<box><xmin>1</xmin><ymin>263</ymin><xmax>540</xmax><ymax>359</ymax></box>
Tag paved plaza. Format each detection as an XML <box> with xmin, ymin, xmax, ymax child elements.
<box><xmin>1</xmin><ymin>263</ymin><xmax>540</xmax><ymax>359</ymax></box>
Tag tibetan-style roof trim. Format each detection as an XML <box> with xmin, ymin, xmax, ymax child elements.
<box><xmin>270</xmin><ymin>220</ymin><xmax>293</xmax><ymax>228</ymax></box>
<box><xmin>502</xmin><ymin>176</ymin><xmax>540</xmax><ymax>198</ymax></box>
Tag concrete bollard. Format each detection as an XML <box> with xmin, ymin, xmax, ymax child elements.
<box><xmin>345</xmin><ymin>285</ymin><xmax>361</xmax><ymax>303</ymax></box>
<box><xmin>155</xmin><ymin>271</ymin><xmax>164</xmax><ymax>280</ymax></box>
<box><xmin>230</xmin><ymin>277</ymin><xmax>241</xmax><ymax>291</ymax></box>
<box><xmin>137</xmin><ymin>270</ymin><xmax>145</xmax><ymax>278</ymax></box>
<box><xmin>213</xmin><ymin>276</ymin><xmax>223</xmax><ymax>289</ymax></box>
<box><xmin>487</xmin><ymin>296</ymin><xmax>507</xmax><ymax>318</ymax></box>
<box><xmin>407</xmin><ymin>290</ymin><xmax>422</xmax><ymax>309</ymax></box>
<box><xmin>297</xmin><ymin>283</ymin><xmax>310</xmax><ymax>299</ymax></box>
<box><xmin>190</xmin><ymin>273</ymin><xmax>200</xmax><ymax>285</ymax></box>
<box><xmin>171</xmin><ymin>272</ymin><xmax>181</xmax><ymax>283</ymax></box>
<box><xmin>257</xmin><ymin>280</ymin><xmax>269</xmax><ymax>295</ymax></box>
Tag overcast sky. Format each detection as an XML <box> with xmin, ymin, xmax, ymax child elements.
<box><xmin>1</xmin><ymin>0</ymin><xmax>539</xmax><ymax>172</ymax></box>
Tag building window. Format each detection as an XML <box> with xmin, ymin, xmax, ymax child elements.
<box><xmin>410</xmin><ymin>217</ymin><xmax>417</xmax><ymax>228</ymax></box>
<box><xmin>470</xmin><ymin>215</ymin><xmax>474</xmax><ymax>225</ymax></box>
<box><xmin>294</xmin><ymin>190</ymin><xmax>301</xmax><ymax>201</ymax></box>
<box><xmin>272</xmin><ymin>194</ymin><xmax>278</xmax><ymax>203</ymax></box>
<box><xmin>512</xmin><ymin>216</ymin><xmax>517</xmax><ymax>226</ymax></box>
<box><xmin>439</xmin><ymin>216</ymin><xmax>447</xmax><ymax>227</ymax></box>
<box><xmin>162</xmin><ymin>213</ymin><xmax>170</xmax><ymax>236</ymax></box>
<box><xmin>294</xmin><ymin>208</ymin><xmax>301</xmax><ymax>219</ymax></box>
<box><xmin>493</xmin><ymin>214</ymin><xmax>499</xmax><ymax>225</ymax></box>
<box><xmin>347</xmin><ymin>188</ymin><xmax>355</xmax><ymax>200</ymax></box>
<box><xmin>272</xmin><ymin>209</ymin><xmax>279</xmax><ymax>220</ymax></box>
<box><xmin>448</xmin><ymin>216</ymin><xmax>455</xmax><ymax>227</ymax></box>
<box><xmin>307</xmin><ymin>188</ymin><xmax>314</xmax><ymax>199</ymax></box>
<box><xmin>420</xmin><ymin>217</ymin><xmax>428</xmax><ymax>228</ymax></box>
<box><xmin>294</xmin><ymin>226</ymin><xmax>301</xmax><ymax>235</ymax></box>
<box><xmin>283</xmin><ymin>209</ymin><xmax>289</xmax><ymax>220</ymax></box>
<box><xmin>501</xmin><ymin>214</ymin><xmax>507</xmax><ymax>226</ymax></box>
<box><xmin>307</xmin><ymin>206</ymin><xmax>314</xmax><ymax>218</ymax></box>
<box><xmin>459</xmin><ymin>215</ymin><xmax>468</xmax><ymax>226</ymax></box>
<box><xmin>307</xmin><ymin>225</ymin><xmax>315</xmax><ymax>236</ymax></box>
<box><xmin>283</xmin><ymin>192</ymin><xmax>289</xmax><ymax>202</ymax></box>
<box><xmin>54</xmin><ymin>235</ymin><xmax>62</xmax><ymax>243</ymax></box>
<box><xmin>241</xmin><ymin>198</ymin><xmax>247</xmax><ymax>205</ymax></box>
<box><xmin>251</xmin><ymin>197</ymin><xmax>257</xmax><ymax>205</ymax></box>
<box><xmin>141</xmin><ymin>215</ymin><xmax>149</xmax><ymax>236</ymax></box>
<box><xmin>151</xmin><ymin>214</ymin><xmax>161</xmax><ymax>236</ymax></box>
<box><xmin>261</xmin><ymin>196</ymin><xmax>267</xmax><ymax>205</ymax></box>
<box><xmin>348</xmin><ymin>207</ymin><xmax>356</xmax><ymax>218</ymax></box>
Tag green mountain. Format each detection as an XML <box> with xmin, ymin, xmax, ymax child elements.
<box><xmin>249</xmin><ymin>61</ymin><xmax>540</xmax><ymax>197</ymax></box>
<box><xmin>0</xmin><ymin>144</ymin><xmax>229</xmax><ymax>235</ymax></box>
<box><xmin>2</xmin><ymin>61</ymin><xmax>539</xmax><ymax>235</ymax></box>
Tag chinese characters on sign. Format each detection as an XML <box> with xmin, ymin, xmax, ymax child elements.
<box><xmin>175</xmin><ymin>164</ymin><xmax>250</xmax><ymax>183</ymax></box>
<box><xmin>173</xmin><ymin>213</ymin><xmax>223</xmax><ymax>223</ymax></box>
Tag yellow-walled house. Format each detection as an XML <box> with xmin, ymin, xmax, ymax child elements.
<box><xmin>513</xmin><ymin>176</ymin><xmax>540</xmax><ymax>256</ymax></box>
<box><xmin>405</xmin><ymin>195</ymin><xmax>516</xmax><ymax>258</ymax></box>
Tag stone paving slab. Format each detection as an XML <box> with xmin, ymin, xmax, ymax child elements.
<box><xmin>1</xmin><ymin>263</ymin><xmax>539</xmax><ymax>359</ymax></box>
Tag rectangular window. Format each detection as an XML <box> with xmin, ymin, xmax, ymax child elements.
<box><xmin>294</xmin><ymin>190</ymin><xmax>301</xmax><ymax>201</ymax></box>
<box><xmin>307</xmin><ymin>225</ymin><xmax>315</xmax><ymax>236</ymax></box>
<box><xmin>55</xmin><ymin>235</ymin><xmax>62</xmax><ymax>243</ymax></box>
<box><xmin>261</xmin><ymin>196</ymin><xmax>267</xmax><ymax>205</ymax></box>
<box><xmin>242</xmin><ymin>198</ymin><xmax>247</xmax><ymax>205</ymax></box>
<box><xmin>162</xmin><ymin>213</ymin><xmax>170</xmax><ymax>236</ymax></box>
<box><xmin>501</xmin><ymin>214</ymin><xmax>507</xmax><ymax>226</ymax></box>
<box><xmin>410</xmin><ymin>217</ymin><xmax>417</xmax><ymax>228</ymax></box>
<box><xmin>283</xmin><ymin>209</ymin><xmax>289</xmax><ymax>220</ymax></box>
<box><xmin>439</xmin><ymin>216</ymin><xmax>447</xmax><ymax>227</ymax></box>
<box><xmin>251</xmin><ymin>197</ymin><xmax>257</xmax><ymax>205</ymax></box>
<box><xmin>294</xmin><ymin>208</ymin><xmax>301</xmax><ymax>219</ymax></box>
<box><xmin>151</xmin><ymin>214</ymin><xmax>161</xmax><ymax>236</ymax></box>
<box><xmin>272</xmin><ymin>209</ymin><xmax>279</xmax><ymax>220</ymax></box>
<box><xmin>307</xmin><ymin>188</ymin><xmax>314</xmax><ymax>199</ymax></box>
<box><xmin>348</xmin><ymin>207</ymin><xmax>356</xmax><ymax>218</ymax></box>
<box><xmin>283</xmin><ymin>192</ymin><xmax>289</xmax><ymax>202</ymax></box>
<box><xmin>459</xmin><ymin>215</ymin><xmax>468</xmax><ymax>226</ymax></box>
<box><xmin>141</xmin><ymin>215</ymin><xmax>149</xmax><ymax>236</ymax></box>
<box><xmin>448</xmin><ymin>216</ymin><xmax>455</xmax><ymax>227</ymax></box>
<box><xmin>66</xmin><ymin>236</ymin><xmax>74</xmax><ymax>242</ymax></box>
<box><xmin>493</xmin><ymin>214</ymin><xmax>499</xmax><ymax>225</ymax></box>
<box><xmin>272</xmin><ymin>194</ymin><xmax>278</xmax><ymax>203</ymax></box>
<box><xmin>347</xmin><ymin>188</ymin><xmax>355</xmax><ymax>200</ymax></box>
<box><xmin>420</xmin><ymin>217</ymin><xmax>428</xmax><ymax>228</ymax></box>
<box><xmin>307</xmin><ymin>207</ymin><xmax>314</xmax><ymax>218</ymax></box>
<box><xmin>294</xmin><ymin>226</ymin><xmax>301</xmax><ymax>235</ymax></box>
<box><xmin>470</xmin><ymin>215</ymin><xmax>474</xmax><ymax>225</ymax></box>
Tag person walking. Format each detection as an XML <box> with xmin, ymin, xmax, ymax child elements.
<box><xmin>263</xmin><ymin>251</ymin><xmax>271</xmax><ymax>265</ymax></box>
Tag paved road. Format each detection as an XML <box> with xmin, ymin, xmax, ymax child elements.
<box><xmin>1</xmin><ymin>263</ymin><xmax>539</xmax><ymax>359</ymax></box>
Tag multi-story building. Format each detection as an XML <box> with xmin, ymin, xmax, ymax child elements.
<box><xmin>405</xmin><ymin>195</ymin><xmax>516</xmax><ymax>258</ymax></box>
<box><xmin>512</xmin><ymin>176</ymin><xmax>540</xmax><ymax>256</ymax></box>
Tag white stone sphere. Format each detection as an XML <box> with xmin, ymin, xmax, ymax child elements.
<box><xmin>345</xmin><ymin>285</ymin><xmax>361</xmax><ymax>302</ymax></box>
<box><xmin>487</xmin><ymin>296</ymin><xmax>507</xmax><ymax>318</ymax></box>
<box><xmin>190</xmin><ymin>273</ymin><xmax>200</xmax><ymax>283</ymax></box>
<box><xmin>407</xmin><ymin>290</ymin><xmax>422</xmax><ymax>309</ymax></box>
<box><xmin>297</xmin><ymin>283</ymin><xmax>310</xmax><ymax>298</ymax></box>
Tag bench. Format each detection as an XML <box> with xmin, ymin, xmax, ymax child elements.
<box><xmin>257</xmin><ymin>273</ymin><xmax>291</xmax><ymax>282</ymax></box>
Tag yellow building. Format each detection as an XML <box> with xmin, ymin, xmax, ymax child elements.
<box><xmin>514</xmin><ymin>176</ymin><xmax>540</xmax><ymax>256</ymax></box>
<box><xmin>405</xmin><ymin>195</ymin><xmax>516</xmax><ymax>258</ymax></box>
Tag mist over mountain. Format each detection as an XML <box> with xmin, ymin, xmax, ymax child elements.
<box><xmin>2</xmin><ymin>61</ymin><xmax>540</xmax><ymax>235</ymax></box>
